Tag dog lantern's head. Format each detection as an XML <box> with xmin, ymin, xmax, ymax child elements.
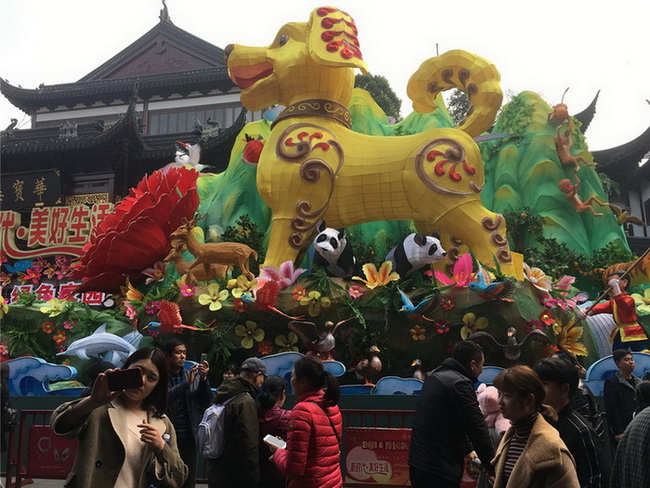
<box><xmin>226</xmin><ymin>6</ymin><xmax>368</xmax><ymax>110</ymax></box>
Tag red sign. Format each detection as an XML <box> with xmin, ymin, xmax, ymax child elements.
<box><xmin>26</xmin><ymin>425</ymin><xmax>78</xmax><ymax>478</ymax></box>
<box><xmin>0</xmin><ymin>203</ymin><xmax>113</xmax><ymax>259</ymax></box>
<box><xmin>344</xmin><ymin>428</ymin><xmax>411</xmax><ymax>486</ymax></box>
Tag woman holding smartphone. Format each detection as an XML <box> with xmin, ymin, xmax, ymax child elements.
<box><xmin>266</xmin><ymin>356</ymin><xmax>343</xmax><ymax>488</ymax></box>
<box><xmin>51</xmin><ymin>346</ymin><xmax>188</xmax><ymax>488</ymax></box>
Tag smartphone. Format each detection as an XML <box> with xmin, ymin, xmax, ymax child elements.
<box><xmin>263</xmin><ymin>434</ymin><xmax>286</xmax><ymax>449</ymax></box>
<box><xmin>200</xmin><ymin>353</ymin><xmax>208</xmax><ymax>364</ymax></box>
<box><xmin>105</xmin><ymin>368</ymin><xmax>143</xmax><ymax>391</ymax></box>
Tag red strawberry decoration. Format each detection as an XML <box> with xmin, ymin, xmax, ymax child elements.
<box><xmin>243</xmin><ymin>134</ymin><xmax>265</xmax><ymax>165</ymax></box>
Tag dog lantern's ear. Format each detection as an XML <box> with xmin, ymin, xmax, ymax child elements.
<box><xmin>308</xmin><ymin>7</ymin><xmax>368</xmax><ymax>73</ymax></box>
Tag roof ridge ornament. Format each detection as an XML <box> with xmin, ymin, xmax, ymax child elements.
<box><xmin>159</xmin><ymin>0</ymin><xmax>172</xmax><ymax>23</ymax></box>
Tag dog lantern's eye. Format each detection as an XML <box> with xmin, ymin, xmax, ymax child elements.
<box><xmin>278</xmin><ymin>34</ymin><xmax>289</xmax><ymax>47</ymax></box>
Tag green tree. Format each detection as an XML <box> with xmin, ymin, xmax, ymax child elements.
<box><xmin>447</xmin><ymin>89</ymin><xmax>469</xmax><ymax>125</ymax></box>
<box><xmin>354</xmin><ymin>73</ymin><xmax>402</xmax><ymax>121</ymax></box>
<box><xmin>596</xmin><ymin>172</ymin><xmax>621</xmax><ymax>198</ymax></box>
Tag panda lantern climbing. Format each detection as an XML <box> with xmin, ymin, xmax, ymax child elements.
<box><xmin>312</xmin><ymin>221</ymin><xmax>356</xmax><ymax>279</ymax></box>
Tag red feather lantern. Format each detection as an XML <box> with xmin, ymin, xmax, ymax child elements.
<box><xmin>73</xmin><ymin>167</ymin><xmax>200</xmax><ymax>293</ymax></box>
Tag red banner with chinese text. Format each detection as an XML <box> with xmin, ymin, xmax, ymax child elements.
<box><xmin>344</xmin><ymin>428</ymin><xmax>411</xmax><ymax>486</ymax></box>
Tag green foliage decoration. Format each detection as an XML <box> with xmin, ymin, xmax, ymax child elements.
<box><xmin>354</xmin><ymin>73</ymin><xmax>402</xmax><ymax>121</ymax></box>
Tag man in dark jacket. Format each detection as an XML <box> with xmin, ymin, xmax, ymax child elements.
<box><xmin>603</xmin><ymin>350</ymin><xmax>640</xmax><ymax>445</ymax></box>
<box><xmin>534</xmin><ymin>356</ymin><xmax>608</xmax><ymax>488</ymax></box>
<box><xmin>409</xmin><ymin>340</ymin><xmax>494</xmax><ymax>488</ymax></box>
<box><xmin>555</xmin><ymin>350</ymin><xmax>605</xmax><ymax>441</ymax></box>
<box><xmin>207</xmin><ymin>357</ymin><xmax>266</xmax><ymax>488</ymax></box>
<box><xmin>164</xmin><ymin>339</ymin><xmax>212</xmax><ymax>488</ymax></box>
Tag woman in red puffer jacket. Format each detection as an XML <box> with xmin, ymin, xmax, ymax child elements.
<box><xmin>267</xmin><ymin>356</ymin><xmax>343</xmax><ymax>488</ymax></box>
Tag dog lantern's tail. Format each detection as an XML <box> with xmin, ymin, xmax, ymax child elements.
<box><xmin>407</xmin><ymin>50</ymin><xmax>503</xmax><ymax>138</ymax></box>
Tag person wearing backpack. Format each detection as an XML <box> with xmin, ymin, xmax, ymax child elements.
<box><xmin>266</xmin><ymin>356</ymin><xmax>343</xmax><ymax>488</ymax></box>
<box><xmin>206</xmin><ymin>357</ymin><xmax>266</xmax><ymax>488</ymax></box>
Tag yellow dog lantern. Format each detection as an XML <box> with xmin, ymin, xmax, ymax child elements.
<box><xmin>226</xmin><ymin>6</ymin><xmax>515</xmax><ymax>275</ymax></box>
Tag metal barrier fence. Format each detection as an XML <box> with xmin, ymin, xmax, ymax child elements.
<box><xmin>4</xmin><ymin>410</ymin><xmax>73</xmax><ymax>488</ymax></box>
<box><xmin>341</xmin><ymin>408</ymin><xmax>414</xmax><ymax>429</ymax></box>
<box><xmin>4</xmin><ymin>408</ymin><xmax>416</xmax><ymax>487</ymax></box>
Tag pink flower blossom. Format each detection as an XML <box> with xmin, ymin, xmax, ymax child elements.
<box><xmin>348</xmin><ymin>285</ymin><xmax>364</xmax><ymax>299</ymax></box>
<box><xmin>180</xmin><ymin>284</ymin><xmax>195</xmax><ymax>297</ymax></box>
<box><xmin>540</xmin><ymin>275</ymin><xmax>577</xmax><ymax>310</ymax></box>
<box><xmin>541</xmin><ymin>296</ymin><xmax>576</xmax><ymax>310</ymax></box>
<box><xmin>31</xmin><ymin>257</ymin><xmax>49</xmax><ymax>272</ymax></box>
<box><xmin>63</xmin><ymin>320</ymin><xmax>77</xmax><ymax>330</ymax></box>
<box><xmin>434</xmin><ymin>253</ymin><xmax>474</xmax><ymax>288</ymax></box>
<box><xmin>554</xmin><ymin>275</ymin><xmax>576</xmax><ymax>293</ymax></box>
<box><xmin>123</xmin><ymin>301</ymin><xmax>139</xmax><ymax>319</ymax></box>
<box><xmin>55</xmin><ymin>255</ymin><xmax>71</xmax><ymax>269</ymax></box>
<box><xmin>144</xmin><ymin>301</ymin><xmax>161</xmax><ymax>315</ymax></box>
<box><xmin>142</xmin><ymin>262</ymin><xmax>166</xmax><ymax>284</ymax></box>
<box><xmin>259</xmin><ymin>261</ymin><xmax>306</xmax><ymax>289</ymax></box>
<box><xmin>22</xmin><ymin>268</ymin><xmax>42</xmax><ymax>284</ymax></box>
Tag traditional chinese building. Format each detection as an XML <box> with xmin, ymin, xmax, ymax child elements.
<box><xmin>591</xmin><ymin>129</ymin><xmax>650</xmax><ymax>255</ymax></box>
<box><xmin>0</xmin><ymin>7</ymin><xmax>260</xmax><ymax>302</ymax></box>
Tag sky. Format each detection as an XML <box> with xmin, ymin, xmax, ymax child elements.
<box><xmin>1</xmin><ymin>0</ymin><xmax>649</xmax><ymax>152</ymax></box>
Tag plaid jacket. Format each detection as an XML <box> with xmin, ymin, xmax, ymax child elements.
<box><xmin>610</xmin><ymin>406</ymin><xmax>650</xmax><ymax>488</ymax></box>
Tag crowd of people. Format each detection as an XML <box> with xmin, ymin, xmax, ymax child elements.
<box><xmin>49</xmin><ymin>342</ymin><xmax>343</xmax><ymax>488</ymax></box>
<box><xmin>47</xmin><ymin>339</ymin><xmax>650</xmax><ymax>488</ymax></box>
<box><xmin>409</xmin><ymin>343</ymin><xmax>650</xmax><ymax>488</ymax></box>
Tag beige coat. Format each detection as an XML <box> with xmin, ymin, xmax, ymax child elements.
<box><xmin>50</xmin><ymin>398</ymin><xmax>188</xmax><ymax>488</ymax></box>
<box><xmin>492</xmin><ymin>414</ymin><xmax>579</xmax><ymax>488</ymax></box>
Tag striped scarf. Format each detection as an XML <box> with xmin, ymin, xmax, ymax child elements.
<box><xmin>503</xmin><ymin>412</ymin><xmax>537</xmax><ymax>480</ymax></box>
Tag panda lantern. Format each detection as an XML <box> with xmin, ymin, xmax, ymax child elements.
<box><xmin>386</xmin><ymin>232</ymin><xmax>447</xmax><ymax>278</ymax></box>
<box><xmin>312</xmin><ymin>221</ymin><xmax>356</xmax><ymax>279</ymax></box>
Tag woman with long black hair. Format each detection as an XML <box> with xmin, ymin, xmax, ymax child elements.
<box><xmin>51</xmin><ymin>346</ymin><xmax>188</xmax><ymax>488</ymax></box>
<box><xmin>267</xmin><ymin>356</ymin><xmax>343</xmax><ymax>488</ymax></box>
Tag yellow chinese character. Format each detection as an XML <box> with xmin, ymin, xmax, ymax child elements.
<box><xmin>13</xmin><ymin>180</ymin><xmax>25</xmax><ymax>201</ymax></box>
<box><xmin>33</xmin><ymin>177</ymin><xmax>47</xmax><ymax>201</ymax></box>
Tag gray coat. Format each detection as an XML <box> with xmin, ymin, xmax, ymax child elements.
<box><xmin>50</xmin><ymin>398</ymin><xmax>188</xmax><ymax>488</ymax></box>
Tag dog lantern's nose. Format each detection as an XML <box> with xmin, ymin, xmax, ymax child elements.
<box><xmin>224</xmin><ymin>44</ymin><xmax>234</xmax><ymax>59</ymax></box>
